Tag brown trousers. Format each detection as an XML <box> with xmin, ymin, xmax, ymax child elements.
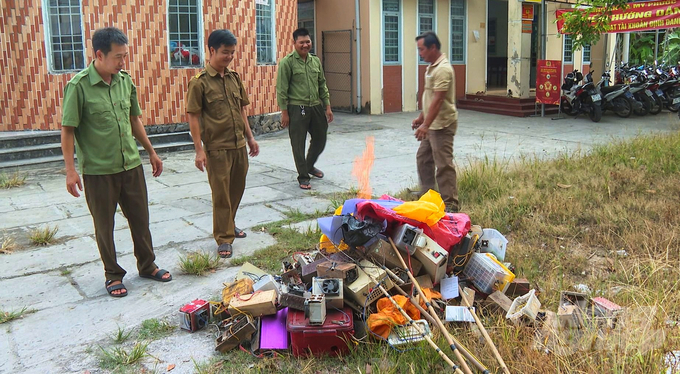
<box><xmin>206</xmin><ymin>147</ymin><xmax>248</xmax><ymax>245</ymax></box>
<box><xmin>83</xmin><ymin>165</ymin><xmax>157</xmax><ymax>282</ymax></box>
<box><xmin>416</xmin><ymin>123</ymin><xmax>460</xmax><ymax>212</ymax></box>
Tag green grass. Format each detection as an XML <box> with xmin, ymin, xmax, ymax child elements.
<box><xmin>0</xmin><ymin>307</ymin><xmax>34</xmax><ymax>324</ymax></box>
<box><xmin>178</xmin><ymin>251</ymin><xmax>222</xmax><ymax>276</ymax></box>
<box><xmin>230</xmin><ymin>209</ymin><xmax>327</xmax><ymax>272</ymax></box>
<box><xmin>28</xmin><ymin>225</ymin><xmax>59</xmax><ymax>246</ymax></box>
<box><xmin>0</xmin><ymin>171</ymin><xmax>26</xmax><ymax>189</ymax></box>
<box><xmin>137</xmin><ymin>318</ymin><xmax>175</xmax><ymax>340</ymax></box>
<box><xmin>98</xmin><ymin>342</ymin><xmax>149</xmax><ymax>370</ymax></box>
<box><xmin>111</xmin><ymin>325</ymin><xmax>132</xmax><ymax>344</ymax></box>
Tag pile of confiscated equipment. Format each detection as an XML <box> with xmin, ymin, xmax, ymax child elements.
<box><xmin>180</xmin><ymin>191</ymin><xmax>545</xmax><ymax>373</ymax></box>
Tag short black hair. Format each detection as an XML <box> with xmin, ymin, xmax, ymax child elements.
<box><xmin>208</xmin><ymin>29</ymin><xmax>237</xmax><ymax>51</ymax></box>
<box><xmin>293</xmin><ymin>28</ymin><xmax>310</xmax><ymax>41</ymax></box>
<box><xmin>92</xmin><ymin>27</ymin><xmax>128</xmax><ymax>55</ymax></box>
<box><xmin>416</xmin><ymin>31</ymin><xmax>441</xmax><ymax>51</ymax></box>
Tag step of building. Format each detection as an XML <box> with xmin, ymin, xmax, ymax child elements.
<box><xmin>0</xmin><ymin>130</ymin><xmax>194</xmax><ymax>172</ymax></box>
<box><xmin>0</xmin><ymin>131</ymin><xmax>62</xmax><ymax>149</ymax></box>
<box><xmin>458</xmin><ymin>95</ymin><xmax>559</xmax><ymax>117</ymax></box>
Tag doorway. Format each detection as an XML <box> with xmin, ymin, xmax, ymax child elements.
<box><xmin>487</xmin><ymin>0</ymin><xmax>508</xmax><ymax>93</ymax></box>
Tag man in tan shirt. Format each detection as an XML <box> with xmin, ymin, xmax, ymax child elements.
<box><xmin>186</xmin><ymin>29</ymin><xmax>259</xmax><ymax>258</ymax></box>
<box><xmin>412</xmin><ymin>31</ymin><xmax>459</xmax><ymax>212</ymax></box>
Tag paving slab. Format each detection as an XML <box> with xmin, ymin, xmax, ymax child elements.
<box><xmin>0</xmin><ymin>205</ymin><xmax>68</xmax><ymax>230</ymax></box>
<box><xmin>239</xmin><ymin>185</ymin><xmax>296</xmax><ymax>206</ymax></box>
<box><xmin>0</xmin><ymin>271</ymin><xmax>84</xmax><ymax>310</ymax></box>
<box><xmin>288</xmin><ymin>219</ymin><xmax>319</xmax><ymax>234</ymax></box>
<box><xmin>0</xmin><ymin>236</ymin><xmax>99</xmax><ymax>279</ymax></box>
<box><xmin>147</xmin><ymin>181</ymin><xmax>212</xmax><ymax>205</ymax></box>
<box><xmin>0</xmin><ymin>331</ymin><xmax>20</xmax><ymax>374</ymax></box>
<box><xmin>272</xmin><ymin>196</ymin><xmax>334</xmax><ymax>215</ymax></box>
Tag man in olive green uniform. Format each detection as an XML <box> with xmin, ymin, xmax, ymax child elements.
<box><xmin>186</xmin><ymin>29</ymin><xmax>259</xmax><ymax>259</ymax></box>
<box><xmin>276</xmin><ymin>28</ymin><xmax>333</xmax><ymax>190</ymax></box>
<box><xmin>61</xmin><ymin>27</ymin><xmax>172</xmax><ymax>298</ymax></box>
<box><xmin>412</xmin><ymin>31</ymin><xmax>460</xmax><ymax>212</ymax></box>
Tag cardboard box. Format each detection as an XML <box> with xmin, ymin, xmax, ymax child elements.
<box><xmin>317</xmin><ymin>261</ymin><xmax>358</xmax><ymax>284</ymax></box>
<box><xmin>229</xmin><ymin>290</ymin><xmax>278</xmax><ymax>317</ymax></box>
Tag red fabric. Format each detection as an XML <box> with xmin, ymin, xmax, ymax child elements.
<box><xmin>356</xmin><ymin>200</ymin><xmax>471</xmax><ymax>252</ymax></box>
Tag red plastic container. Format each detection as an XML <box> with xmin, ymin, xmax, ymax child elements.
<box><xmin>286</xmin><ymin>306</ymin><xmax>354</xmax><ymax>357</ymax></box>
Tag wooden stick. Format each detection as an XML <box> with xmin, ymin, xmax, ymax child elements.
<box><xmin>355</xmin><ymin>262</ymin><xmax>464</xmax><ymax>373</ymax></box>
<box><xmin>459</xmin><ymin>286</ymin><xmax>511</xmax><ymax>374</ymax></box>
<box><xmin>388</xmin><ymin>238</ymin><xmax>474</xmax><ymax>374</ymax></box>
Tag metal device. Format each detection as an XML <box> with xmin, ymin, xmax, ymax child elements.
<box><xmin>391</xmin><ymin>224</ymin><xmax>422</xmax><ymax>254</ymax></box>
<box><xmin>312</xmin><ymin>277</ymin><xmax>344</xmax><ymax>308</ymax></box>
<box><xmin>304</xmin><ymin>294</ymin><xmax>327</xmax><ymax>325</ymax></box>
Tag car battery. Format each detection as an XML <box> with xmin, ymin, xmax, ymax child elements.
<box><xmin>366</xmin><ymin>238</ymin><xmax>423</xmax><ymax>276</ymax></box>
<box><xmin>411</xmin><ymin>233</ymin><xmax>448</xmax><ymax>284</ymax></box>
<box><xmin>287</xmin><ymin>306</ymin><xmax>354</xmax><ymax>357</ymax></box>
<box><xmin>312</xmin><ymin>277</ymin><xmax>344</xmax><ymax>308</ymax></box>
<box><xmin>345</xmin><ymin>260</ymin><xmax>394</xmax><ymax>307</ymax></box>
<box><xmin>304</xmin><ymin>294</ymin><xmax>327</xmax><ymax>325</ymax></box>
<box><xmin>317</xmin><ymin>260</ymin><xmax>358</xmax><ymax>284</ymax></box>
<box><xmin>391</xmin><ymin>224</ymin><xmax>422</xmax><ymax>254</ymax></box>
<box><xmin>179</xmin><ymin>299</ymin><xmax>209</xmax><ymax>332</ymax></box>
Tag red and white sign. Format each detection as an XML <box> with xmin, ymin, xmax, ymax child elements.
<box><xmin>557</xmin><ymin>0</ymin><xmax>680</xmax><ymax>34</ymax></box>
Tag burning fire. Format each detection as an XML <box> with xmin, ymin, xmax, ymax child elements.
<box><xmin>351</xmin><ymin>136</ymin><xmax>374</xmax><ymax>199</ymax></box>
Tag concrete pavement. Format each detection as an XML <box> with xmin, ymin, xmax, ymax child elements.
<box><xmin>1</xmin><ymin>109</ymin><xmax>678</xmax><ymax>373</ymax></box>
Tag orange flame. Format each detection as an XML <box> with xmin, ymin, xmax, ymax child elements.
<box><xmin>351</xmin><ymin>136</ymin><xmax>375</xmax><ymax>199</ymax></box>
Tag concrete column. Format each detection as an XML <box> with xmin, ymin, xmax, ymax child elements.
<box><xmin>403</xmin><ymin>0</ymin><xmax>417</xmax><ymax>112</ymax></box>
<box><xmin>606</xmin><ymin>33</ymin><xmax>618</xmax><ymax>74</ymax></box>
<box><xmin>506</xmin><ymin>0</ymin><xmax>531</xmax><ymax>98</ymax></box>
<box><xmin>622</xmin><ymin>33</ymin><xmax>630</xmax><ymax>64</ymax></box>
<box><xmin>466</xmin><ymin>0</ymin><xmax>487</xmax><ymax>94</ymax></box>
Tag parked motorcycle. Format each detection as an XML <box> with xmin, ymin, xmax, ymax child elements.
<box><xmin>560</xmin><ymin>70</ymin><xmax>602</xmax><ymax>122</ymax></box>
<box><xmin>594</xmin><ymin>71</ymin><xmax>634</xmax><ymax>118</ymax></box>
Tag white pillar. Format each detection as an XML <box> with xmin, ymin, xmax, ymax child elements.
<box><xmin>622</xmin><ymin>33</ymin><xmax>630</xmax><ymax>64</ymax></box>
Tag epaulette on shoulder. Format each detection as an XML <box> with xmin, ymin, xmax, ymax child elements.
<box><xmin>68</xmin><ymin>69</ymin><xmax>88</xmax><ymax>85</ymax></box>
<box><xmin>193</xmin><ymin>70</ymin><xmax>207</xmax><ymax>80</ymax></box>
<box><xmin>120</xmin><ymin>69</ymin><xmax>131</xmax><ymax>76</ymax></box>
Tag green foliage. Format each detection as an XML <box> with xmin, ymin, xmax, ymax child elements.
<box><xmin>629</xmin><ymin>33</ymin><xmax>655</xmax><ymax>65</ymax></box>
<box><xmin>662</xmin><ymin>29</ymin><xmax>680</xmax><ymax>65</ymax></box>
<box><xmin>557</xmin><ymin>0</ymin><xmax>629</xmax><ymax>52</ymax></box>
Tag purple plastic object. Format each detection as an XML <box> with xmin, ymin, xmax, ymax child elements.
<box><xmin>259</xmin><ymin>308</ymin><xmax>289</xmax><ymax>350</ymax></box>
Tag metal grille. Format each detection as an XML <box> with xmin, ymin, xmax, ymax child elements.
<box><xmin>322</xmin><ymin>30</ymin><xmax>353</xmax><ymax>113</ymax></box>
<box><xmin>583</xmin><ymin>43</ymin><xmax>591</xmax><ymax>63</ymax></box>
<box><xmin>168</xmin><ymin>0</ymin><xmax>202</xmax><ymax>67</ymax></box>
<box><xmin>451</xmin><ymin>0</ymin><xmax>465</xmax><ymax>63</ymax></box>
<box><xmin>297</xmin><ymin>1</ymin><xmax>315</xmax><ymax>54</ymax></box>
<box><xmin>45</xmin><ymin>0</ymin><xmax>85</xmax><ymax>72</ymax></box>
<box><xmin>256</xmin><ymin>0</ymin><xmax>275</xmax><ymax>64</ymax></box>
<box><xmin>384</xmin><ymin>14</ymin><xmax>400</xmax><ymax>63</ymax></box>
<box><xmin>419</xmin><ymin>0</ymin><xmax>435</xmax><ymax>63</ymax></box>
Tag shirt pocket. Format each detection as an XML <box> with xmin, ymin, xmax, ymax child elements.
<box><xmin>231</xmin><ymin>90</ymin><xmax>243</xmax><ymax>108</ymax></box>
<box><xmin>206</xmin><ymin>91</ymin><xmax>227</xmax><ymax>118</ymax></box>
<box><xmin>87</xmin><ymin>103</ymin><xmax>115</xmax><ymax>127</ymax></box>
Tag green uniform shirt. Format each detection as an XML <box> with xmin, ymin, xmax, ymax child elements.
<box><xmin>185</xmin><ymin>63</ymin><xmax>250</xmax><ymax>151</ymax></box>
<box><xmin>276</xmin><ymin>51</ymin><xmax>331</xmax><ymax>110</ymax></box>
<box><xmin>61</xmin><ymin>62</ymin><xmax>143</xmax><ymax>175</ymax></box>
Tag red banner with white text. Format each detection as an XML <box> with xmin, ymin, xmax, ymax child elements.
<box><xmin>556</xmin><ymin>0</ymin><xmax>680</xmax><ymax>34</ymax></box>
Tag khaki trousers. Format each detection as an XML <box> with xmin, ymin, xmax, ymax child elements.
<box><xmin>206</xmin><ymin>147</ymin><xmax>248</xmax><ymax>245</ymax></box>
<box><xmin>83</xmin><ymin>165</ymin><xmax>157</xmax><ymax>282</ymax></box>
<box><xmin>416</xmin><ymin>123</ymin><xmax>460</xmax><ymax>212</ymax></box>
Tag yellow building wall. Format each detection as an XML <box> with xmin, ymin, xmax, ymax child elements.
<box><xmin>466</xmin><ymin>0</ymin><xmax>487</xmax><ymax>93</ymax></box>
<box><xmin>369</xmin><ymin>0</ymin><xmax>383</xmax><ymax>114</ymax></box>
<box><xmin>403</xmin><ymin>0</ymin><xmax>418</xmax><ymax>112</ymax></box>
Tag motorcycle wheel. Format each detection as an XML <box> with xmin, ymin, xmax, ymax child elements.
<box><xmin>613</xmin><ymin>97</ymin><xmax>633</xmax><ymax>118</ymax></box>
<box><xmin>649</xmin><ymin>94</ymin><xmax>662</xmax><ymax>115</ymax></box>
<box><xmin>589</xmin><ymin>103</ymin><xmax>602</xmax><ymax>122</ymax></box>
<box><xmin>669</xmin><ymin>99</ymin><xmax>680</xmax><ymax>113</ymax></box>
<box><xmin>633</xmin><ymin>95</ymin><xmax>650</xmax><ymax>116</ymax></box>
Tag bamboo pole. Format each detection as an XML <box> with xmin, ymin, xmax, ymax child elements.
<box><xmin>458</xmin><ymin>286</ymin><xmax>511</xmax><ymax>374</ymax></box>
<box><xmin>388</xmin><ymin>238</ymin><xmax>474</xmax><ymax>374</ymax></box>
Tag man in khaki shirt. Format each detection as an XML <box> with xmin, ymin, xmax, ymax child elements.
<box><xmin>412</xmin><ymin>31</ymin><xmax>459</xmax><ymax>212</ymax></box>
<box><xmin>186</xmin><ymin>29</ymin><xmax>259</xmax><ymax>258</ymax></box>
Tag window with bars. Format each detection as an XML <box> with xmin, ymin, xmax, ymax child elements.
<box><xmin>582</xmin><ymin>43</ymin><xmax>591</xmax><ymax>63</ymax></box>
<box><xmin>418</xmin><ymin>0</ymin><xmax>435</xmax><ymax>64</ymax></box>
<box><xmin>256</xmin><ymin>0</ymin><xmax>276</xmax><ymax>64</ymax></box>
<box><xmin>450</xmin><ymin>0</ymin><xmax>465</xmax><ymax>63</ymax></box>
<box><xmin>43</xmin><ymin>0</ymin><xmax>86</xmax><ymax>73</ymax></box>
<box><xmin>168</xmin><ymin>0</ymin><xmax>202</xmax><ymax>68</ymax></box>
<box><xmin>383</xmin><ymin>0</ymin><xmax>400</xmax><ymax>64</ymax></box>
<box><xmin>564</xmin><ymin>34</ymin><xmax>573</xmax><ymax>63</ymax></box>
<box><xmin>297</xmin><ymin>1</ymin><xmax>315</xmax><ymax>54</ymax></box>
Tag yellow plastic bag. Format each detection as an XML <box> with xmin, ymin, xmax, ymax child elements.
<box><xmin>392</xmin><ymin>189</ymin><xmax>446</xmax><ymax>226</ymax></box>
<box><xmin>366</xmin><ymin>295</ymin><xmax>421</xmax><ymax>339</ymax></box>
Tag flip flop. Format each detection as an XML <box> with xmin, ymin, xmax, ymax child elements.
<box><xmin>139</xmin><ymin>269</ymin><xmax>172</xmax><ymax>282</ymax></box>
<box><xmin>309</xmin><ymin>168</ymin><xmax>324</xmax><ymax>179</ymax></box>
<box><xmin>299</xmin><ymin>183</ymin><xmax>312</xmax><ymax>190</ymax></box>
<box><xmin>218</xmin><ymin>243</ymin><xmax>233</xmax><ymax>259</ymax></box>
<box><xmin>105</xmin><ymin>280</ymin><xmax>128</xmax><ymax>298</ymax></box>
<box><xmin>235</xmin><ymin>227</ymin><xmax>247</xmax><ymax>239</ymax></box>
